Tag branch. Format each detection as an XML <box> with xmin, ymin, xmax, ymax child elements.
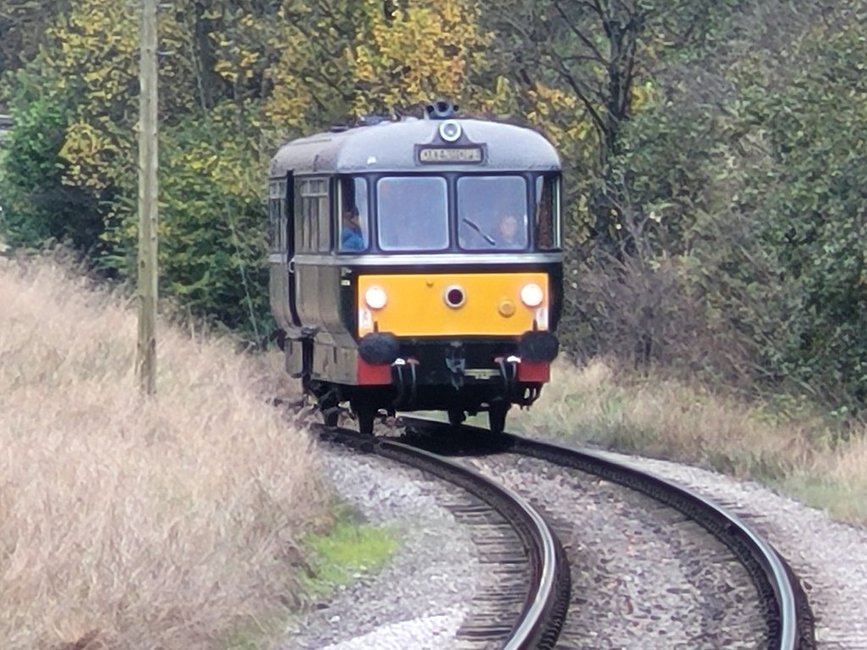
<box><xmin>559</xmin><ymin>53</ymin><xmax>610</xmax><ymax>65</ymax></box>
<box><xmin>544</xmin><ymin>49</ymin><xmax>607</xmax><ymax>137</ymax></box>
<box><xmin>552</xmin><ymin>0</ymin><xmax>607</xmax><ymax>63</ymax></box>
<box><xmin>577</xmin><ymin>0</ymin><xmax>604</xmax><ymax>19</ymax></box>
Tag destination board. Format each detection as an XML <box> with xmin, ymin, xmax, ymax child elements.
<box><xmin>418</xmin><ymin>146</ymin><xmax>484</xmax><ymax>164</ymax></box>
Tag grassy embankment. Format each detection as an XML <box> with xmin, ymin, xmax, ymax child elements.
<box><xmin>512</xmin><ymin>360</ymin><xmax>867</xmax><ymax>525</ymax></box>
<box><xmin>0</xmin><ymin>256</ymin><xmax>373</xmax><ymax>650</ymax></box>
<box><xmin>6</xmin><ymin>250</ymin><xmax>860</xmax><ymax>648</ymax></box>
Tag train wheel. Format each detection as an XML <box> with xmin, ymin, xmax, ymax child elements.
<box><xmin>357</xmin><ymin>408</ymin><xmax>376</xmax><ymax>435</ymax></box>
<box><xmin>319</xmin><ymin>392</ymin><xmax>340</xmax><ymax>428</ymax></box>
<box><xmin>322</xmin><ymin>408</ymin><xmax>339</xmax><ymax>428</ymax></box>
<box><xmin>447</xmin><ymin>408</ymin><xmax>466</xmax><ymax>426</ymax></box>
<box><xmin>488</xmin><ymin>402</ymin><xmax>510</xmax><ymax>434</ymax></box>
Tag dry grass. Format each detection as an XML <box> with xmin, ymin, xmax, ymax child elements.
<box><xmin>514</xmin><ymin>359</ymin><xmax>867</xmax><ymax>525</ymax></box>
<box><xmin>0</xmin><ymin>255</ymin><xmax>328</xmax><ymax>649</ymax></box>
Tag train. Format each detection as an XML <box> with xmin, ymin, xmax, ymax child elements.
<box><xmin>267</xmin><ymin>100</ymin><xmax>563</xmax><ymax>434</ymax></box>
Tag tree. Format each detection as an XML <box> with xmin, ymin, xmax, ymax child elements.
<box><xmin>481</xmin><ymin>0</ymin><xmax>744</xmax><ymax>251</ymax></box>
<box><xmin>263</xmin><ymin>0</ymin><xmax>365</xmax><ymax>139</ymax></box>
<box><xmin>0</xmin><ymin>0</ymin><xmax>69</xmax><ymax>80</ymax></box>
<box><xmin>351</xmin><ymin>0</ymin><xmax>501</xmax><ymax>116</ymax></box>
<box><xmin>740</xmin><ymin>12</ymin><xmax>867</xmax><ymax>404</ymax></box>
<box><xmin>3</xmin><ymin>0</ymin><xmax>278</xmax><ymax>336</ymax></box>
<box><xmin>0</xmin><ymin>91</ymin><xmax>100</xmax><ymax>250</ymax></box>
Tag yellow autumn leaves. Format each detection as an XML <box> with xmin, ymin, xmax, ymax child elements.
<box><xmin>46</xmin><ymin>0</ymin><xmax>588</xmax><ymax>196</ymax></box>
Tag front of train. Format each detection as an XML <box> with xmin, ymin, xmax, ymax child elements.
<box><xmin>339</xmin><ymin>102</ymin><xmax>563</xmax><ymax>433</ymax></box>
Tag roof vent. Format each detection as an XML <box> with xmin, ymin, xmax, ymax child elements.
<box><xmin>425</xmin><ymin>99</ymin><xmax>458</xmax><ymax>120</ymax></box>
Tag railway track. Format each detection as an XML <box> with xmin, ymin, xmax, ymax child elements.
<box><xmin>396</xmin><ymin>416</ymin><xmax>816</xmax><ymax>650</ymax></box>
<box><xmin>316</xmin><ymin>424</ymin><xmax>571</xmax><ymax>649</ymax></box>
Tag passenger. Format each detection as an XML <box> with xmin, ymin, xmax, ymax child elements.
<box><xmin>498</xmin><ymin>214</ymin><xmax>524</xmax><ymax>247</ymax></box>
<box><xmin>340</xmin><ymin>207</ymin><xmax>365</xmax><ymax>251</ymax></box>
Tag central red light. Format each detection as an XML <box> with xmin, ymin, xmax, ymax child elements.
<box><xmin>444</xmin><ymin>285</ymin><xmax>465</xmax><ymax>308</ymax></box>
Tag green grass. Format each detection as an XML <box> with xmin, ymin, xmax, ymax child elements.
<box><xmin>218</xmin><ymin>511</ymin><xmax>399</xmax><ymax>649</ymax></box>
<box><xmin>780</xmin><ymin>475</ymin><xmax>867</xmax><ymax>523</ymax></box>
<box><xmin>511</xmin><ymin>360</ymin><xmax>867</xmax><ymax>525</ymax></box>
<box><xmin>301</xmin><ymin>520</ymin><xmax>399</xmax><ymax>598</ymax></box>
<box><xmin>220</xmin><ymin>619</ymin><xmax>284</xmax><ymax>650</ymax></box>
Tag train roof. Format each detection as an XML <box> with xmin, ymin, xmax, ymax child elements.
<box><xmin>269</xmin><ymin>117</ymin><xmax>561</xmax><ymax>177</ymax></box>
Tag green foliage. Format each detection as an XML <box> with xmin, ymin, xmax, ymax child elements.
<box><xmin>0</xmin><ymin>89</ymin><xmax>101</xmax><ymax>251</ymax></box>
<box><xmin>105</xmin><ymin>107</ymin><xmax>271</xmax><ymax>337</ymax></box>
<box><xmin>351</xmin><ymin>0</ymin><xmax>501</xmax><ymax>115</ymax></box>
<box><xmin>5</xmin><ymin>0</ymin><xmax>867</xmax><ymax>412</ymax></box>
<box><xmin>481</xmin><ymin>0</ymin><xmax>746</xmax><ymax>248</ymax></box>
<box><xmin>0</xmin><ymin>0</ymin><xmax>69</xmax><ymax>79</ymax></box>
<box><xmin>264</xmin><ymin>0</ymin><xmax>504</xmax><ymax>142</ymax></box>
<box><xmin>263</xmin><ymin>0</ymin><xmax>366</xmax><ymax>140</ymax></box>
<box><xmin>739</xmin><ymin>20</ymin><xmax>867</xmax><ymax>404</ymax></box>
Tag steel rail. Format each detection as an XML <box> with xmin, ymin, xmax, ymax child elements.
<box><xmin>315</xmin><ymin>424</ymin><xmax>570</xmax><ymax>649</ymax></box>
<box><xmin>398</xmin><ymin>416</ymin><xmax>815</xmax><ymax>650</ymax></box>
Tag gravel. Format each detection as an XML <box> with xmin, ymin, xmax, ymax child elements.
<box><xmin>606</xmin><ymin>451</ymin><xmax>867</xmax><ymax>650</ymax></box>
<box><xmin>282</xmin><ymin>439</ymin><xmax>867</xmax><ymax>649</ymax></box>
<box><xmin>464</xmin><ymin>453</ymin><xmax>770</xmax><ymax>649</ymax></box>
<box><xmin>282</xmin><ymin>444</ymin><xmax>480</xmax><ymax>650</ymax></box>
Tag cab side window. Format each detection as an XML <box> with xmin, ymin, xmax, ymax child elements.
<box><xmin>535</xmin><ymin>174</ymin><xmax>561</xmax><ymax>250</ymax></box>
<box><xmin>338</xmin><ymin>176</ymin><xmax>369</xmax><ymax>252</ymax></box>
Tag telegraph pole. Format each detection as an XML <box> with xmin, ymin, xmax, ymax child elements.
<box><xmin>136</xmin><ymin>0</ymin><xmax>158</xmax><ymax>395</ymax></box>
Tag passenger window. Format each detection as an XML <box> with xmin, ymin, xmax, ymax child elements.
<box><xmin>296</xmin><ymin>177</ymin><xmax>330</xmax><ymax>253</ymax></box>
<box><xmin>377</xmin><ymin>177</ymin><xmax>448</xmax><ymax>251</ymax></box>
<box><xmin>338</xmin><ymin>177</ymin><xmax>369</xmax><ymax>252</ymax></box>
<box><xmin>457</xmin><ymin>176</ymin><xmax>528</xmax><ymax>251</ymax></box>
<box><xmin>268</xmin><ymin>179</ymin><xmax>287</xmax><ymax>253</ymax></box>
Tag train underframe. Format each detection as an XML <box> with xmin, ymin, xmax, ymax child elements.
<box><xmin>296</xmin><ymin>335</ymin><xmax>556</xmax><ymax>434</ymax></box>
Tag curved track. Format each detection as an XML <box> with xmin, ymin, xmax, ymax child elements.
<box><xmin>397</xmin><ymin>416</ymin><xmax>816</xmax><ymax>650</ymax></box>
<box><xmin>316</xmin><ymin>424</ymin><xmax>571</xmax><ymax>649</ymax></box>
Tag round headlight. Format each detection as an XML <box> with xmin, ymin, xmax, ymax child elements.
<box><xmin>520</xmin><ymin>283</ymin><xmax>544</xmax><ymax>307</ymax></box>
<box><xmin>439</xmin><ymin>120</ymin><xmax>462</xmax><ymax>143</ymax></box>
<box><xmin>365</xmin><ymin>286</ymin><xmax>388</xmax><ymax>310</ymax></box>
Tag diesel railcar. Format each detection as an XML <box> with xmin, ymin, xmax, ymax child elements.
<box><xmin>268</xmin><ymin>100</ymin><xmax>563</xmax><ymax>434</ymax></box>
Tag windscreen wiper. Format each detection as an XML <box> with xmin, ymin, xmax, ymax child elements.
<box><xmin>461</xmin><ymin>218</ymin><xmax>497</xmax><ymax>246</ymax></box>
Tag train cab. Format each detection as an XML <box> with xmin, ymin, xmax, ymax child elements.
<box><xmin>267</xmin><ymin>100</ymin><xmax>563</xmax><ymax>434</ymax></box>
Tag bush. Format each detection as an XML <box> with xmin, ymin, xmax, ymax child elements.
<box><xmin>0</xmin><ymin>92</ymin><xmax>102</xmax><ymax>252</ymax></box>
<box><xmin>103</xmin><ymin>108</ymin><xmax>273</xmax><ymax>340</ymax></box>
<box><xmin>737</xmin><ymin>20</ymin><xmax>867</xmax><ymax>405</ymax></box>
<box><xmin>564</xmin><ymin>7</ymin><xmax>867</xmax><ymax>410</ymax></box>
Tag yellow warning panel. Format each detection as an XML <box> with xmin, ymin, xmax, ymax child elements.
<box><xmin>356</xmin><ymin>272</ymin><xmax>549</xmax><ymax>337</ymax></box>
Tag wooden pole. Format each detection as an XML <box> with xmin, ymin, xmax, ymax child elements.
<box><xmin>136</xmin><ymin>0</ymin><xmax>158</xmax><ymax>395</ymax></box>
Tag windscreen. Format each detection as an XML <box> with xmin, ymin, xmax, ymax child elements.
<box><xmin>457</xmin><ymin>176</ymin><xmax>528</xmax><ymax>250</ymax></box>
<box><xmin>377</xmin><ymin>176</ymin><xmax>448</xmax><ymax>251</ymax></box>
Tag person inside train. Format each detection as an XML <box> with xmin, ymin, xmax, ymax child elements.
<box><xmin>497</xmin><ymin>213</ymin><xmax>527</xmax><ymax>249</ymax></box>
<box><xmin>340</xmin><ymin>206</ymin><xmax>365</xmax><ymax>251</ymax></box>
